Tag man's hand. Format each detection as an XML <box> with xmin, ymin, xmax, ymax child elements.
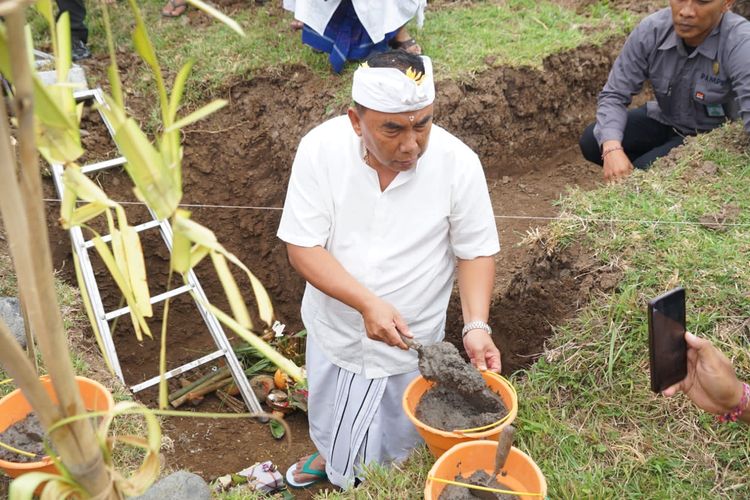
<box><xmin>602</xmin><ymin>149</ymin><xmax>634</xmax><ymax>183</ymax></box>
<box><xmin>361</xmin><ymin>297</ymin><xmax>412</xmax><ymax>350</ymax></box>
<box><xmin>662</xmin><ymin>332</ymin><xmax>744</xmax><ymax>416</ymax></box>
<box><xmin>463</xmin><ymin>330</ymin><xmax>501</xmax><ymax>372</ymax></box>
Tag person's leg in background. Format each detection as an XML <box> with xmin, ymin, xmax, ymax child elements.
<box><xmin>579</xmin><ymin>106</ymin><xmax>681</xmax><ymax>169</ymax></box>
<box><xmin>56</xmin><ymin>0</ymin><xmax>90</xmax><ymax>61</ymax></box>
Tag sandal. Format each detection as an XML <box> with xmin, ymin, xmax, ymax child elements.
<box><xmin>161</xmin><ymin>0</ymin><xmax>187</xmax><ymax>18</ymax></box>
<box><xmin>285</xmin><ymin>452</ymin><xmax>327</xmax><ymax>488</ymax></box>
<box><xmin>389</xmin><ymin>37</ymin><xmax>422</xmax><ymax>55</ymax></box>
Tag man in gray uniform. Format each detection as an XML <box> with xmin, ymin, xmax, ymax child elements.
<box><xmin>580</xmin><ymin>0</ymin><xmax>750</xmax><ymax>182</ymax></box>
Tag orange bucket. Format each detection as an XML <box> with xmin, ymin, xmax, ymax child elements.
<box><xmin>424</xmin><ymin>440</ymin><xmax>547</xmax><ymax>499</ymax></box>
<box><xmin>0</xmin><ymin>375</ymin><xmax>114</xmax><ymax>478</ymax></box>
<box><xmin>402</xmin><ymin>371</ymin><xmax>518</xmax><ymax>458</ymax></box>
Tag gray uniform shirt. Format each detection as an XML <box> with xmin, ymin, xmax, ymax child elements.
<box><xmin>595</xmin><ymin>8</ymin><xmax>750</xmax><ymax>145</ymax></box>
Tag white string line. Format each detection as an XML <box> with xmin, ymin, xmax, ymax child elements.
<box><xmin>41</xmin><ymin>198</ymin><xmax>750</xmax><ymax>227</ymax></box>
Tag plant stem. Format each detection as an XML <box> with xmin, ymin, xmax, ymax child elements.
<box><xmin>0</xmin><ymin>7</ymin><xmax>118</xmax><ymax>498</ymax></box>
<box><xmin>168</xmin><ymin>366</ymin><xmax>229</xmax><ymax>403</ymax></box>
<box><xmin>170</xmin><ymin>376</ymin><xmax>233</xmax><ymax>408</ymax></box>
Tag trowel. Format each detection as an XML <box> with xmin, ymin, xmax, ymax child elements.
<box><xmin>470</xmin><ymin>425</ymin><xmax>516</xmax><ymax>500</ymax></box>
<box><xmin>401</xmin><ymin>335</ymin><xmax>501</xmax><ymax>411</ymax></box>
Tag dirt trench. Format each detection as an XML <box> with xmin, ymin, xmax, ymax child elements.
<box><xmin>43</xmin><ymin>37</ymin><xmax>625</xmax><ymax>483</ymax></box>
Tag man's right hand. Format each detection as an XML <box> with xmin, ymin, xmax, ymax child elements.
<box><xmin>602</xmin><ymin>149</ymin><xmax>634</xmax><ymax>183</ymax></box>
<box><xmin>662</xmin><ymin>332</ymin><xmax>745</xmax><ymax>417</ymax></box>
<box><xmin>361</xmin><ymin>297</ymin><xmax>412</xmax><ymax>350</ymax></box>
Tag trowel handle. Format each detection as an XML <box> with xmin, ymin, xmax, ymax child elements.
<box><xmin>399</xmin><ymin>333</ymin><xmax>422</xmax><ymax>352</ymax></box>
<box><xmin>493</xmin><ymin>425</ymin><xmax>515</xmax><ymax>475</ymax></box>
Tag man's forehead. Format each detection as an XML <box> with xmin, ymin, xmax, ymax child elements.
<box><xmin>371</xmin><ymin>105</ymin><xmax>434</xmax><ymax>122</ymax></box>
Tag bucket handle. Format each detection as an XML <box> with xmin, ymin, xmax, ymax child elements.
<box><xmin>427</xmin><ymin>476</ymin><xmax>544</xmax><ymax>497</ymax></box>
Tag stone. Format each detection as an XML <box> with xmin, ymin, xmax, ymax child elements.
<box><xmin>0</xmin><ymin>297</ymin><xmax>26</xmax><ymax>349</ymax></box>
<box><xmin>131</xmin><ymin>471</ymin><xmax>211</xmax><ymax>500</ymax></box>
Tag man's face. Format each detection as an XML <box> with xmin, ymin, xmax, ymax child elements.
<box><xmin>348</xmin><ymin>104</ymin><xmax>433</xmax><ymax>174</ymax></box>
<box><xmin>669</xmin><ymin>0</ymin><xmax>733</xmax><ymax>47</ymax></box>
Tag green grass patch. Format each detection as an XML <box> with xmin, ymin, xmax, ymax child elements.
<box><xmin>419</xmin><ymin>0</ymin><xmax>636</xmax><ymax>78</ymax></box>
<box><xmin>515</xmin><ymin>124</ymin><xmax>750</xmax><ymax>497</ymax></box>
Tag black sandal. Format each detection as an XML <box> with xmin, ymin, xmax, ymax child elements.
<box><xmin>389</xmin><ymin>37</ymin><xmax>422</xmax><ymax>55</ymax></box>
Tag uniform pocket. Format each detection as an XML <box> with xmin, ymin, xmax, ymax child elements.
<box><xmin>692</xmin><ymin>80</ymin><xmax>733</xmax><ymax>129</ymax></box>
<box><xmin>650</xmin><ymin>76</ymin><xmax>672</xmax><ymax>117</ymax></box>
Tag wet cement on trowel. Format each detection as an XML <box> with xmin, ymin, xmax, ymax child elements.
<box><xmin>0</xmin><ymin>413</ymin><xmax>47</xmax><ymax>463</ymax></box>
<box><xmin>415</xmin><ymin>342</ymin><xmax>507</xmax><ymax>431</ymax></box>
<box><xmin>438</xmin><ymin>470</ymin><xmax>519</xmax><ymax>500</ymax></box>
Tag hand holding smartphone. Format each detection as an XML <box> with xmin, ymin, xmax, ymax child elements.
<box><xmin>648</xmin><ymin>287</ymin><xmax>688</xmax><ymax>393</ymax></box>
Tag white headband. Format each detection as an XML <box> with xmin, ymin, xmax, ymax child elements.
<box><xmin>351</xmin><ymin>56</ymin><xmax>435</xmax><ymax>113</ymax></box>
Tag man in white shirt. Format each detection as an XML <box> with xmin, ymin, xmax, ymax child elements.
<box><xmin>278</xmin><ymin>51</ymin><xmax>501</xmax><ymax>489</ymax></box>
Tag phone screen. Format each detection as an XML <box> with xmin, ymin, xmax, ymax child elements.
<box><xmin>648</xmin><ymin>287</ymin><xmax>687</xmax><ymax>393</ymax></box>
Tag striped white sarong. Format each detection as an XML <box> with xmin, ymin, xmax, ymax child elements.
<box><xmin>306</xmin><ymin>335</ymin><xmax>422</xmax><ymax>489</ymax></box>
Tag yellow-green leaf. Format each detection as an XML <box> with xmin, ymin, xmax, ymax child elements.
<box><xmin>222</xmin><ymin>250</ymin><xmax>275</xmax><ymax>326</ymax></box>
<box><xmin>9</xmin><ymin>472</ymin><xmax>78</xmax><ymax>500</ymax></box>
<box><xmin>92</xmin><ymin>236</ymin><xmax>153</xmax><ymax>340</ymax></box>
<box><xmin>204</xmin><ymin>301</ymin><xmax>304</xmax><ymax>383</ymax></box>
<box><xmin>170</xmin><ymin>210</ymin><xmax>193</xmax><ymax>273</ymax></box>
<box><xmin>73</xmin><ymin>250</ymin><xmax>115</xmax><ymax>374</ymax></box>
<box><xmin>211</xmin><ymin>252</ymin><xmax>252</xmax><ymax>329</ymax></box>
<box><xmin>168</xmin><ymin>60</ymin><xmax>194</xmax><ymax>123</ymax></box>
<box><xmin>63</xmin><ymin>164</ymin><xmax>114</xmax><ymax>204</ymax></box>
<box><xmin>34</xmin><ymin>0</ymin><xmax>55</xmax><ymax>28</ymax></box>
<box><xmin>64</xmin><ymin>201</ymin><xmax>109</xmax><ymax>228</ymax></box>
<box><xmin>55</xmin><ymin>12</ymin><xmax>71</xmax><ymax>82</ymax></box>
<box><xmin>165</xmin><ymin>99</ymin><xmax>227</xmax><ymax>133</ymax></box>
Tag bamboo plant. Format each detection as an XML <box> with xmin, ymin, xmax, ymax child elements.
<box><xmin>0</xmin><ymin>0</ymin><xmax>303</xmax><ymax>497</ymax></box>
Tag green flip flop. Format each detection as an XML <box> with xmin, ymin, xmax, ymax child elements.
<box><xmin>285</xmin><ymin>452</ymin><xmax>328</xmax><ymax>488</ymax></box>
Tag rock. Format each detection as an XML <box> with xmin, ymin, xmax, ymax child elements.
<box><xmin>131</xmin><ymin>471</ymin><xmax>211</xmax><ymax>500</ymax></box>
<box><xmin>0</xmin><ymin>297</ymin><xmax>26</xmax><ymax>349</ymax></box>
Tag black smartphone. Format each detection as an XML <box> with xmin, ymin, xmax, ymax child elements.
<box><xmin>648</xmin><ymin>287</ymin><xmax>687</xmax><ymax>393</ymax></box>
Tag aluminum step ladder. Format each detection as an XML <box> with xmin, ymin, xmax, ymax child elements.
<box><xmin>49</xmin><ymin>88</ymin><xmax>263</xmax><ymax>413</ymax></box>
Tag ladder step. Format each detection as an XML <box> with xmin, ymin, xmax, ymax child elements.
<box><xmin>73</xmin><ymin>89</ymin><xmax>97</xmax><ymax>102</ymax></box>
<box><xmin>103</xmin><ymin>283</ymin><xmax>194</xmax><ymax>321</ymax></box>
<box><xmin>81</xmin><ymin>156</ymin><xmax>127</xmax><ymax>175</ymax></box>
<box><xmin>130</xmin><ymin>349</ymin><xmax>227</xmax><ymax>393</ymax></box>
<box><xmin>83</xmin><ymin>219</ymin><xmax>162</xmax><ymax>249</ymax></box>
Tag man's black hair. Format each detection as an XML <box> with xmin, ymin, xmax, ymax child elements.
<box><xmin>354</xmin><ymin>50</ymin><xmax>426</xmax><ymax>113</ymax></box>
<box><xmin>364</xmin><ymin>50</ymin><xmax>425</xmax><ymax>75</ymax></box>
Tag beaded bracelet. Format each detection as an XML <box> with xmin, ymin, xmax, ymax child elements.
<box><xmin>716</xmin><ymin>382</ymin><xmax>750</xmax><ymax>423</ymax></box>
<box><xmin>601</xmin><ymin>146</ymin><xmax>624</xmax><ymax>161</ymax></box>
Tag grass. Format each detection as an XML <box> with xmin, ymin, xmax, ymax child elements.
<box><xmin>514</xmin><ymin>125</ymin><xmax>750</xmax><ymax>497</ymax></box>
<box><xmin>417</xmin><ymin>0</ymin><xmax>636</xmax><ymax>78</ymax></box>
<box><xmin>29</xmin><ymin>0</ymin><xmax>636</xmax><ymax>106</ymax></box>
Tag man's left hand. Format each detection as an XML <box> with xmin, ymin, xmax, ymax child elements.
<box><xmin>463</xmin><ymin>330</ymin><xmax>501</xmax><ymax>372</ymax></box>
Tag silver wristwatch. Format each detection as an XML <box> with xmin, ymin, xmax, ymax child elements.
<box><xmin>461</xmin><ymin>320</ymin><xmax>492</xmax><ymax>338</ymax></box>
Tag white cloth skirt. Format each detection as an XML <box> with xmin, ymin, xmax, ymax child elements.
<box><xmin>306</xmin><ymin>335</ymin><xmax>423</xmax><ymax>489</ymax></box>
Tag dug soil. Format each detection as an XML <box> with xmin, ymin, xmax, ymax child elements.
<box><xmin>39</xmin><ymin>9</ymin><xmax>637</xmax><ymax>496</ymax></box>
<box><xmin>0</xmin><ymin>413</ymin><xmax>48</xmax><ymax>463</ymax></box>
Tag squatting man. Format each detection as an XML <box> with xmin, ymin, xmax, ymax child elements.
<box><xmin>277</xmin><ymin>51</ymin><xmax>502</xmax><ymax>489</ymax></box>
<box><xmin>580</xmin><ymin>0</ymin><xmax>750</xmax><ymax>181</ymax></box>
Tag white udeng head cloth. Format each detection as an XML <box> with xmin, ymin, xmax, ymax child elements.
<box><xmin>352</xmin><ymin>56</ymin><xmax>435</xmax><ymax>113</ymax></box>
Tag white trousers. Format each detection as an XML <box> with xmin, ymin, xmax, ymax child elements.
<box><xmin>306</xmin><ymin>335</ymin><xmax>423</xmax><ymax>489</ymax></box>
